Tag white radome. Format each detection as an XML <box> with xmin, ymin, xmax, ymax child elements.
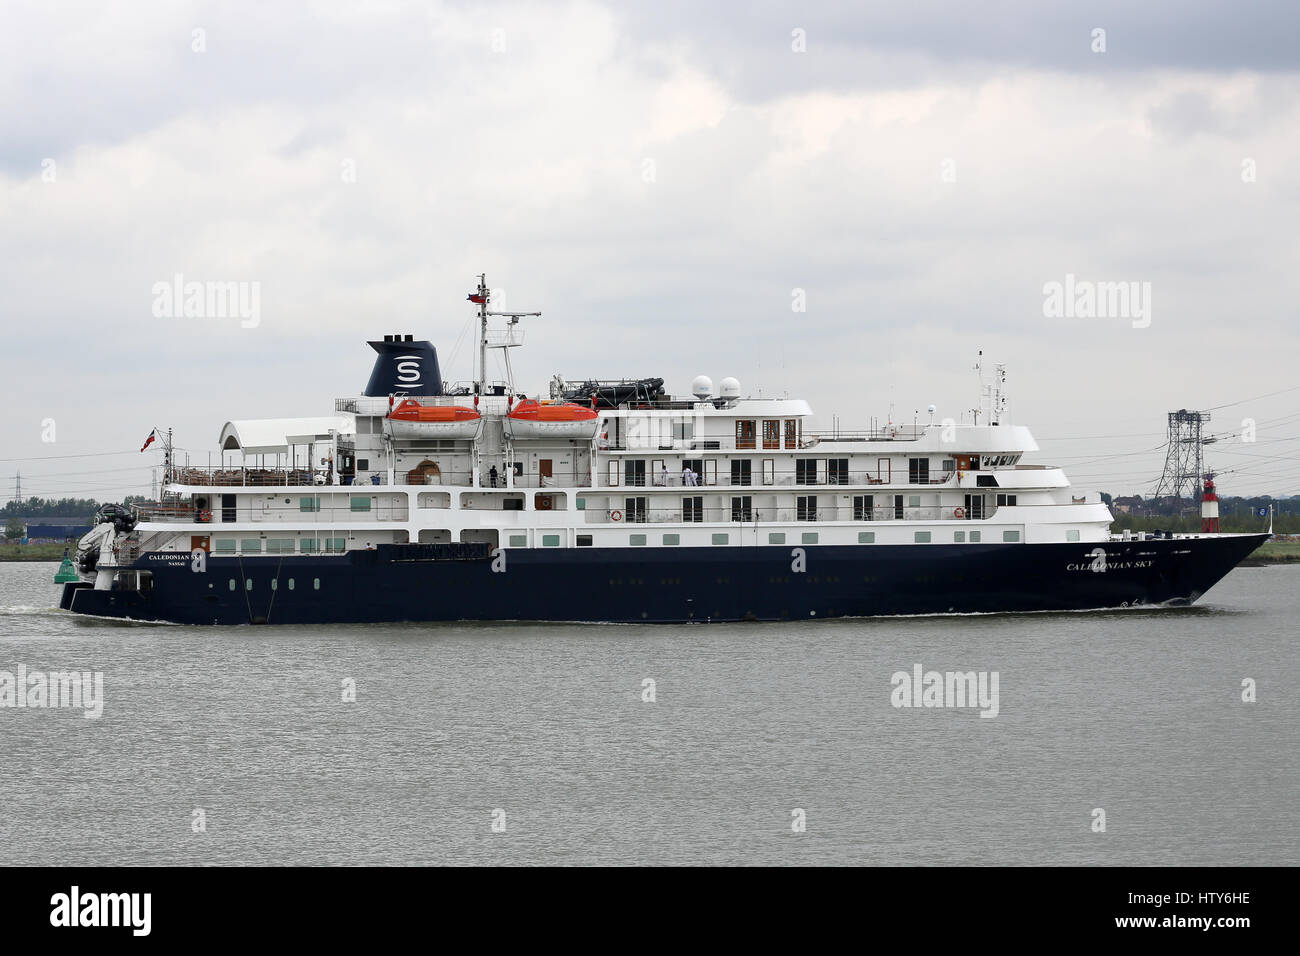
<box><xmin>719</xmin><ymin>377</ymin><xmax>741</xmax><ymax>399</ymax></box>
<box><xmin>692</xmin><ymin>375</ymin><xmax>713</xmax><ymax>399</ymax></box>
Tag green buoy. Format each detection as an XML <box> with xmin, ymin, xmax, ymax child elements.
<box><xmin>54</xmin><ymin>551</ymin><xmax>79</xmax><ymax>584</ymax></box>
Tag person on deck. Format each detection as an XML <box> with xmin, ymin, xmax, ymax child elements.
<box><xmin>488</xmin><ymin>465</ymin><xmax>499</xmax><ymax>488</ymax></box>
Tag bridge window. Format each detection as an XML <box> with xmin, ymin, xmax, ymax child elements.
<box><xmin>735</xmin><ymin>420</ymin><xmax>756</xmax><ymax>449</ymax></box>
<box><xmin>762</xmin><ymin>419</ymin><xmax>780</xmax><ymax>449</ymax></box>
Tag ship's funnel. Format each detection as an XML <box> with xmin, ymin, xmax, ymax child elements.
<box><xmin>364</xmin><ymin>335</ymin><xmax>442</xmax><ymax>396</ymax></box>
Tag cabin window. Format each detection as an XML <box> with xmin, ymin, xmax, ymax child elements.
<box><xmin>350</xmin><ymin>496</ymin><xmax>372</xmax><ymax>512</ymax></box>
<box><xmin>801</xmin><ymin>532</ymin><xmax>818</xmax><ymax>544</ymax></box>
<box><xmin>245</xmin><ymin>578</ymin><xmax>254</xmax><ymax>591</ymax></box>
<box><xmin>797</xmin><ymin>495</ymin><xmax>817</xmax><ymax>521</ymax></box>
<box><xmin>908</xmin><ymin>458</ymin><xmax>930</xmax><ymax>483</ymax></box>
<box><xmin>228</xmin><ymin>579</ymin><xmax>236</xmax><ymax>591</ymax></box>
<box><xmin>672</xmin><ymin>421</ymin><xmax>693</xmax><ymax>441</ymax></box>
<box><xmin>629</xmin><ymin>534</ymin><xmax>647</xmax><ymax>546</ymax></box>
<box><xmin>769</xmin><ymin>533</ymin><xmax>786</xmax><ymax>544</ymax></box>
<box><xmin>796</xmin><ymin>460</ymin><xmax>818</xmax><ymax>485</ymax></box>
<box><xmin>970</xmin><ymin>531</ymin><xmax>981</xmax><ymax>543</ymax></box>
<box><xmin>683</xmin><ymin>496</ymin><xmax>704</xmax><ymax>523</ymax></box>
<box><xmin>662</xmin><ymin>534</ymin><xmax>680</xmax><ymax>546</ymax></box>
<box><xmin>853</xmin><ymin>495</ymin><xmax>874</xmax><ymax>521</ymax></box>
<box><xmin>858</xmin><ymin>531</ymin><xmax>875</xmax><ymax>544</ymax></box>
<box><xmin>214</xmin><ymin>539</ymin><xmax>236</xmax><ymax>553</ymax></box>
<box><xmin>241</xmin><ymin>538</ymin><xmax>262</xmax><ymax>553</ymax></box>
<box><xmin>288</xmin><ymin>578</ymin><xmax>295</xmax><ymax>590</ymax></box>
<box><xmin>300</xmin><ymin>538</ymin><xmax>318</xmax><ymax>553</ymax></box>
<box><xmin>954</xmin><ymin>530</ymin><xmax>966</xmax><ymax>542</ymax></box>
<box><xmin>624</xmin><ymin>460</ymin><xmax>647</xmax><ymax>487</ymax></box>
<box><xmin>730</xmin><ymin>459</ymin><xmax>752</xmax><ymax>486</ymax></box>
<box><xmin>907</xmin><ymin>496</ymin><xmax>920</xmax><ymax>508</ymax></box>
<box><xmin>271</xmin><ymin>579</ymin><xmax>278</xmax><ymax>591</ymax></box>
<box><xmin>827</xmin><ymin>459</ymin><xmax>849</xmax><ymax>485</ymax></box>
<box><xmin>624</xmin><ymin>497</ymin><xmax>647</xmax><ymax>523</ymax></box>
<box><xmin>314</xmin><ymin>578</ymin><xmax>320</xmax><ymax>590</ymax></box>
<box><xmin>508</xmin><ymin>534</ymin><xmax>527</xmax><ymax>547</ymax></box>
<box><xmin>266</xmin><ymin>538</ymin><xmax>294</xmax><ymax>554</ymax></box>
<box><xmin>762</xmin><ymin>420</ymin><xmax>780</xmax><ymax>449</ymax></box>
<box><xmin>914</xmin><ymin>531</ymin><xmax>932</xmax><ymax>543</ymax></box>
<box><xmin>735</xmin><ymin>420</ymin><xmax>756</xmax><ymax>449</ymax></box>
<box><xmin>681</xmin><ymin>459</ymin><xmax>703</xmax><ymax>483</ymax></box>
<box><xmin>1003</xmin><ymin>530</ymin><xmax>1020</xmax><ymax>542</ymax></box>
<box><xmin>542</xmin><ymin>535</ymin><xmax>561</xmax><ymax>547</ymax></box>
<box><xmin>976</xmin><ymin>474</ymin><xmax>998</xmax><ymax>487</ymax></box>
<box><xmin>942</xmin><ymin>459</ymin><xmax>956</xmax><ymax>472</ymax></box>
<box><xmin>730</xmin><ymin>496</ymin><xmax>753</xmax><ymax>522</ymax></box>
<box><xmin>300</xmin><ymin>496</ymin><xmax>320</xmax><ymax>512</ymax></box>
<box><xmin>576</xmin><ymin>535</ymin><xmax>593</xmax><ymax>547</ymax></box>
<box><xmin>1066</xmin><ymin>530</ymin><xmax>1080</xmax><ymax>542</ymax></box>
<box><xmin>711</xmin><ymin>533</ymin><xmax>729</xmax><ymax>546</ymax></box>
<box><xmin>357</xmin><ymin>458</ymin><xmax>370</xmax><ymax>470</ymax></box>
<box><xmin>325</xmin><ymin>537</ymin><xmax>346</xmax><ymax>553</ymax></box>
<box><xmin>576</xmin><ymin>498</ymin><xmax>585</xmax><ymax>510</ymax></box>
<box><xmin>996</xmin><ymin>493</ymin><xmax>1017</xmax><ymax>507</ymax></box>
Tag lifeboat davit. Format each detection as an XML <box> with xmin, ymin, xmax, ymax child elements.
<box><xmin>385</xmin><ymin>400</ymin><xmax>483</xmax><ymax>440</ymax></box>
<box><xmin>504</xmin><ymin>399</ymin><xmax>600</xmax><ymax>440</ymax></box>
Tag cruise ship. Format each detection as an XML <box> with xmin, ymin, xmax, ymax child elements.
<box><xmin>60</xmin><ymin>277</ymin><xmax>1267</xmax><ymax>625</ymax></box>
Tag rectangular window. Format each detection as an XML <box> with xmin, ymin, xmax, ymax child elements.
<box><xmin>908</xmin><ymin>495</ymin><xmax>921</xmax><ymax>508</ymax></box>
<box><xmin>299</xmin><ymin>496</ymin><xmax>320</xmax><ymax>512</ymax></box>
<box><xmin>1003</xmin><ymin>530</ymin><xmax>1020</xmax><ymax>542</ymax></box>
<box><xmin>797</xmin><ymin>495</ymin><xmax>817</xmax><ymax>521</ymax></box>
<box><xmin>240</xmin><ymin>538</ymin><xmax>262</xmax><ymax>553</ymax></box>
<box><xmin>795</xmin><ymin>459</ymin><xmax>818</xmax><ymax>485</ymax></box>
<box><xmin>735</xmin><ymin>420</ymin><xmax>756</xmax><ymax>449</ymax></box>
<box><xmin>357</xmin><ymin>458</ymin><xmax>369</xmax><ymax>470</ymax></box>
<box><xmin>853</xmin><ymin>495</ymin><xmax>874</xmax><ymax>521</ymax></box>
<box><xmin>801</xmin><ymin>532</ymin><xmax>818</xmax><ymax>544</ymax></box>
<box><xmin>214</xmin><ymin>539</ymin><xmax>236</xmax><ymax>553</ymax></box>
<box><xmin>730</xmin><ymin>495</ymin><xmax>753</xmax><ymax>522</ymax></box>
<box><xmin>858</xmin><ymin>531</ymin><xmax>875</xmax><ymax>544</ymax></box>
<box><xmin>908</xmin><ymin>458</ymin><xmax>930</xmax><ymax>483</ymax></box>
<box><xmin>914</xmin><ymin>531</ymin><xmax>932</xmax><ymax>543</ymax></box>
<box><xmin>662</xmin><ymin>534</ymin><xmax>680</xmax><ymax>546</ymax></box>
<box><xmin>762</xmin><ymin>419</ymin><xmax>780</xmax><ymax>449</ymax></box>
<box><xmin>300</xmin><ymin>538</ymin><xmax>318</xmax><ymax>553</ymax></box>
<box><xmin>730</xmin><ymin>459</ymin><xmax>752</xmax><ymax>486</ymax></box>
<box><xmin>954</xmin><ymin>530</ymin><xmax>966</xmax><ymax>543</ymax></box>
<box><xmin>325</xmin><ymin>537</ymin><xmax>346</xmax><ymax>553</ymax></box>
<box><xmin>683</xmin><ymin>496</ymin><xmax>704</xmax><ymax>523</ymax></box>
<box><xmin>762</xmin><ymin>459</ymin><xmax>775</xmax><ymax>485</ymax></box>
<box><xmin>672</xmin><ymin>421</ymin><xmax>694</xmax><ymax>441</ymax></box>
<box><xmin>1066</xmin><ymin>529</ymin><xmax>1081</xmax><ymax>542</ymax></box>
<box><xmin>970</xmin><ymin>531</ymin><xmax>981</xmax><ymax>543</ymax></box>
<box><xmin>784</xmin><ymin>420</ymin><xmax>797</xmax><ymax>448</ymax></box>
<box><xmin>576</xmin><ymin>498</ymin><xmax>585</xmax><ymax>510</ymax></box>
<box><xmin>350</xmin><ymin>497</ymin><xmax>372</xmax><ymax>512</ymax></box>
<box><xmin>996</xmin><ymin>493</ymin><xmax>1018</xmax><ymax>506</ymax></box>
<box><xmin>508</xmin><ymin>534</ymin><xmax>527</xmax><ymax>547</ymax></box>
<box><xmin>542</xmin><ymin>534</ymin><xmax>561</xmax><ymax>547</ymax></box>
<box><xmin>629</xmin><ymin>534</ymin><xmax>647</xmax><ymax>546</ymax></box>
<box><xmin>624</xmin><ymin>460</ymin><xmax>646</xmax><ymax>487</ymax></box>
<box><xmin>266</xmin><ymin>538</ymin><xmax>294</xmax><ymax>554</ymax></box>
<box><xmin>711</xmin><ymin>533</ymin><xmax>729</xmax><ymax>546</ymax></box>
<box><xmin>624</xmin><ymin>496</ymin><xmax>647</xmax><ymax>523</ymax></box>
<box><xmin>827</xmin><ymin>459</ymin><xmax>849</xmax><ymax>485</ymax></box>
<box><xmin>769</xmin><ymin>532</ymin><xmax>786</xmax><ymax>544</ymax></box>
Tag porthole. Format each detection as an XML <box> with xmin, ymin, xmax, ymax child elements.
<box><xmin>313</xmin><ymin>578</ymin><xmax>320</xmax><ymax>590</ymax></box>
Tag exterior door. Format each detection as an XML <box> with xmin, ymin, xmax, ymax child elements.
<box><xmin>190</xmin><ymin>535</ymin><xmax>210</xmax><ymax>552</ymax></box>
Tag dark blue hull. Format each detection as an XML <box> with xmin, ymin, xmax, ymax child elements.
<box><xmin>59</xmin><ymin>535</ymin><xmax>1268</xmax><ymax>625</ymax></box>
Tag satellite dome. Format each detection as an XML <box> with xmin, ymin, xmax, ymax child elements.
<box><xmin>719</xmin><ymin>377</ymin><xmax>741</xmax><ymax>399</ymax></box>
<box><xmin>691</xmin><ymin>375</ymin><xmax>713</xmax><ymax>400</ymax></box>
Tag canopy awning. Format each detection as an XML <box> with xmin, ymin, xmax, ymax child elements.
<box><xmin>218</xmin><ymin>417</ymin><xmax>355</xmax><ymax>455</ymax></box>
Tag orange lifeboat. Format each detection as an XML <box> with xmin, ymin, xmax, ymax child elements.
<box><xmin>504</xmin><ymin>399</ymin><xmax>600</xmax><ymax>440</ymax></box>
<box><xmin>385</xmin><ymin>400</ymin><xmax>483</xmax><ymax>440</ymax></box>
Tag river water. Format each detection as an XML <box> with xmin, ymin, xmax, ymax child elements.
<box><xmin>1</xmin><ymin>561</ymin><xmax>1295</xmax><ymax>865</ymax></box>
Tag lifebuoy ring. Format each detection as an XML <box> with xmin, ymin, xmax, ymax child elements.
<box><xmin>953</xmin><ymin>507</ymin><xmax>966</xmax><ymax>518</ymax></box>
<box><xmin>610</xmin><ymin>509</ymin><xmax>623</xmax><ymax>522</ymax></box>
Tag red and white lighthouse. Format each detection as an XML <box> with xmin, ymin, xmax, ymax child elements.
<box><xmin>1201</xmin><ymin>473</ymin><xmax>1220</xmax><ymax>534</ymax></box>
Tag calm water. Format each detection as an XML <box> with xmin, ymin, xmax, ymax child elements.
<box><xmin>1</xmin><ymin>561</ymin><xmax>1296</xmax><ymax>866</ymax></box>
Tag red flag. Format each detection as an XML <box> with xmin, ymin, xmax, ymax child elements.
<box><xmin>140</xmin><ymin>429</ymin><xmax>157</xmax><ymax>452</ymax></box>
<box><xmin>467</xmin><ymin>293</ymin><xmax>487</xmax><ymax>304</ymax></box>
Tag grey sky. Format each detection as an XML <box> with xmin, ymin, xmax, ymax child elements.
<box><xmin>2</xmin><ymin>0</ymin><xmax>1298</xmax><ymax>504</ymax></box>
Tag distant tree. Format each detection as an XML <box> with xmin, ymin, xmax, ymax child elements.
<box><xmin>1099</xmin><ymin>492</ymin><xmax>1113</xmax><ymax>507</ymax></box>
<box><xmin>4</xmin><ymin>518</ymin><xmax>24</xmax><ymax>540</ymax></box>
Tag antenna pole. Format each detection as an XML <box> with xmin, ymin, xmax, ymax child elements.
<box><xmin>476</xmin><ymin>274</ymin><xmax>489</xmax><ymax>396</ymax></box>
